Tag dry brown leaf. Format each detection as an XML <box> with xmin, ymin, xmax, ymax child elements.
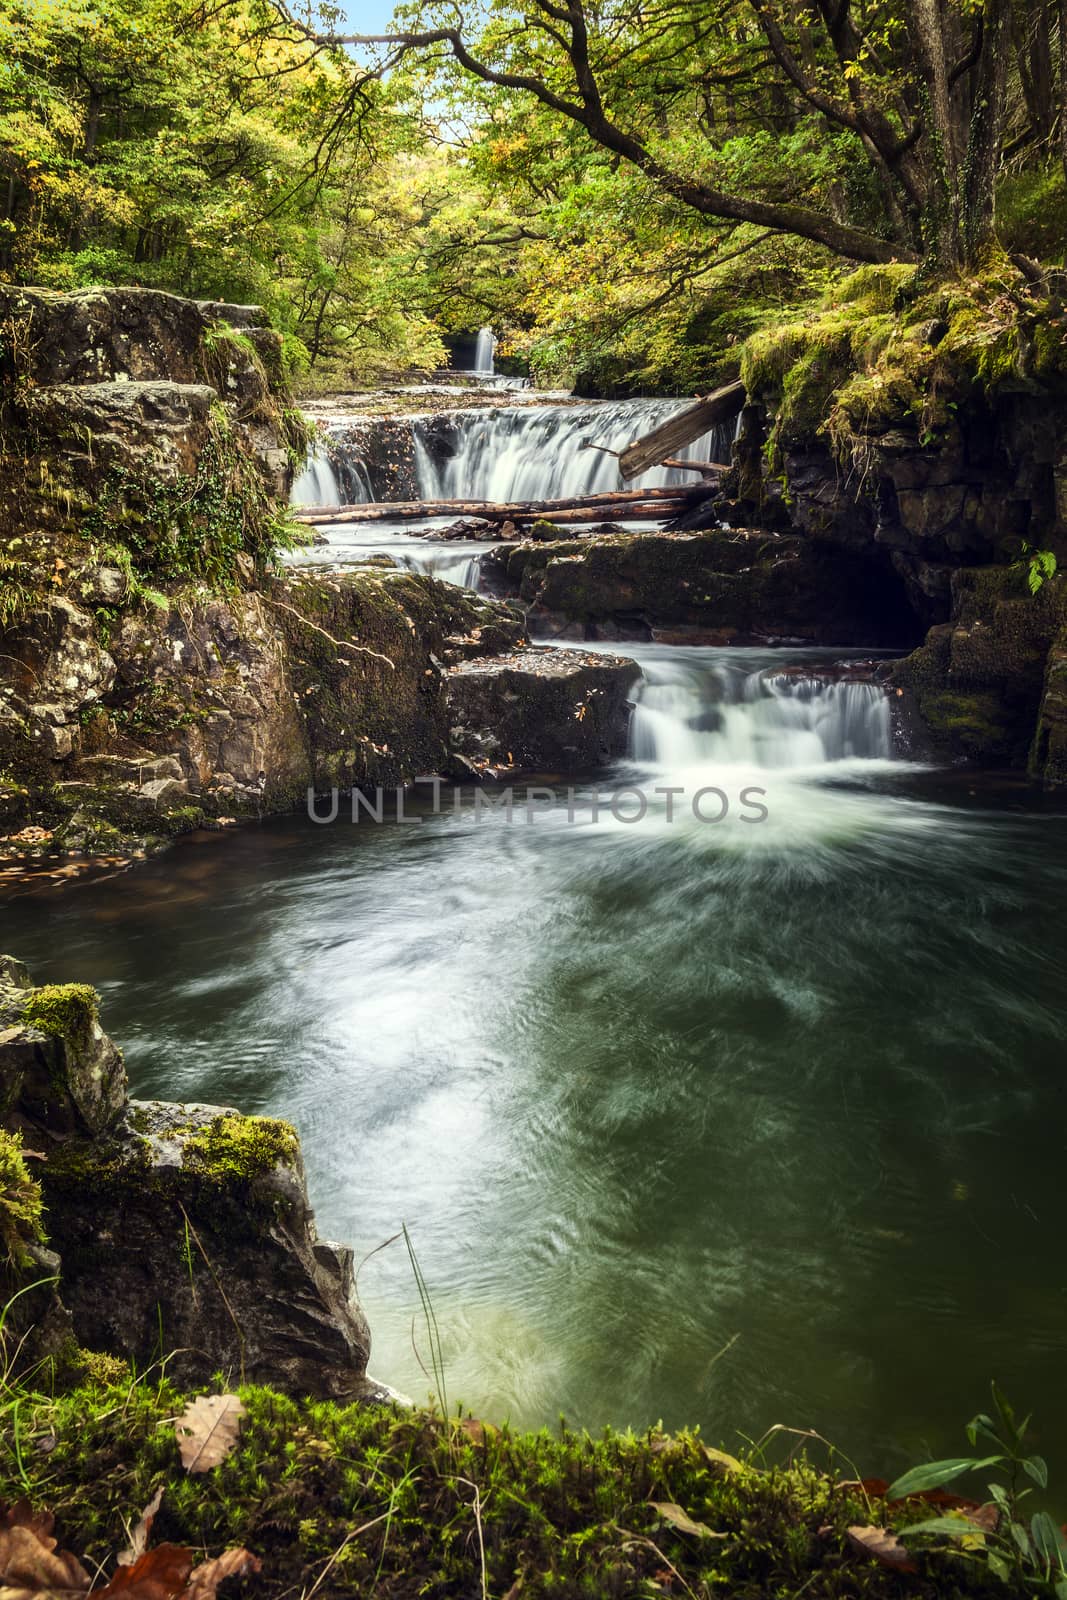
<box><xmin>847</xmin><ymin>1523</ymin><xmax>918</xmax><ymax>1574</ymax></box>
<box><xmin>98</xmin><ymin>1544</ymin><xmax>194</xmax><ymax>1598</ymax></box>
<box><xmin>180</xmin><ymin>1548</ymin><xmax>261</xmax><ymax>1599</ymax></box>
<box><xmin>648</xmin><ymin>1502</ymin><xmax>725</xmax><ymax>1539</ymax></box>
<box><xmin>0</xmin><ymin>1501</ymin><xmax>90</xmax><ymax>1596</ymax></box>
<box><xmin>175</xmin><ymin>1395</ymin><xmax>245</xmax><ymax>1475</ymax></box>
<box><xmin>118</xmin><ymin>1489</ymin><xmax>164</xmax><ymax>1567</ymax></box>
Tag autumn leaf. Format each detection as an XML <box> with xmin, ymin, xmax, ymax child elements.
<box><xmin>174</xmin><ymin>1395</ymin><xmax>245</xmax><ymax>1475</ymax></box>
<box><xmin>0</xmin><ymin>1500</ymin><xmax>90</xmax><ymax>1596</ymax></box>
<box><xmin>181</xmin><ymin>1548</ymin><xmax>261</xmax><ymax>1599</ymax></box>
<box><xmin>98</xmin><ymin>1544</ymin><xmax>194</xmax><ymax>1598</ymax></box>
<box><xmin>846</xmin><ymin>1523</ymin><xmax>918</xmax><ymax>1573</ymax></box>
<box><xmin>700</xmin><ymin>1444</ymin><xmax>743</xmax><ymax>1475</ymax></box>
<box><xmin>648</xmin><ymin>1502</ymin><xmax>726</xmax><ymax>1539</ymax></box>
<box><xmin>118</xmin><ymin>1488</ymin><xmax>164</xmax><ymax>1566</ymax></box>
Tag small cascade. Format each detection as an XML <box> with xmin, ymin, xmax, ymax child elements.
<box><xmin>412</xmin><ymin>398</ymin><xmax>736</xmax><ymax>502</ymax></box>
<box><xmin>474</xmin><ymin>327</ymin><xmax>496</xmax><ymax>376</ymax></box>
<box><xmin>630</xmin><ymin>651</ymin><xmax>892</xmax><ymax>768</ymax></box>
<box><xmin>289</xmin><ymin>445</ymin><xmax>343</xmax><ymax>509</ymax></box>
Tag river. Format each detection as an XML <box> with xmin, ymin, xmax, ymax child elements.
<box><xmin>6</xmin><ymin>397</ymin><xmax>1066</xmax><ymax>1480</ymax></box>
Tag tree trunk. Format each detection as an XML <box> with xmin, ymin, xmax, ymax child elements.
<box><xmin>961</xmin><ymin>0</ymin><xmax>1011</xmax><ymax>263</ymax></box>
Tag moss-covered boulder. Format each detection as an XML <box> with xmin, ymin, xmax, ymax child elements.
<box><xmin>892</xmin><ymin>566</ymin><xmax>1067</xmax><ymax>765</ymax></box>
<box><xmin>0</xmin><ymin>958</ymin><xmax>126</xmax><ymax>1136</ymax></box>
<box><xmin>43</xmin><ymin>1100</ymin><xmax>373</xmax><ymax>1398</ymax></box>
<box><xmin>0</xmin><ymin>959</ymin><xmax>377</xmax><ymax>1398</ymax></box>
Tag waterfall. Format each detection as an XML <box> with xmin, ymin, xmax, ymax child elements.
<box><xmin>474</xmin><ymin>328</ymin><xmax>496</xmax><ymax>375</ymax></box>
<box><xmin>630</xmin><ymin>650</ymin><xmax>892</xmax><ymax>768</ymax></box>
<box><xmin>290</xmin><ymin>445</ymin><xmax>343</xmax><ymax>509</ymax></box>
<box><xmin>412</xmin><ymin>398</ymin><xmax>735</xmax><ymax>502</ymax></box>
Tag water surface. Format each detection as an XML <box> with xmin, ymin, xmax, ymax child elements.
<box><xmin>6</xmin><ymin>645</ymin><xmax>1066</xmax><ymax>1479</ymax></box>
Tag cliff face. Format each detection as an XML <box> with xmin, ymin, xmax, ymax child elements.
<box><xmin>0</xmin><ymin>287</ymin><xmax>640</xmax><ymax>863</ymax></box>
<box><xmin>737</xmin><ymin>263</ymin><xmax>1067</xmax><ymax>778</ymax></box>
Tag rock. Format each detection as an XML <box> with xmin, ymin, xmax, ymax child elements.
<box><xmin>0</xmin><ymin>962</ymin><xmax>375</xmax><ymax>1399</ymax></box>
<box><xmin>443</xmin><ymin>646</ymin><xmax>639</xmax><ymax>773</ymax></box>
<box><xmin>0</xmin><ymin>968</ymin><xmax>127</xmax><ymax>1136</ymax></box>
<box><xmin>77</xmin><ymin>566</ymin><xmax>128</xmax><ymax>606</ymax></box>
<box><xmin>481</xmin><ymin>527</ymin><xmax>914</xmax><ymax>646</ymax></box>
<box><xmin>891</xmin><ymin>566</ymin><xmax>1067</xmax><ymax>765</ymax></box>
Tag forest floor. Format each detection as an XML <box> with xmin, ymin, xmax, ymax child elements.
<box><xmin>0</xmin><ymin>1367</ymin><xmax>1016</xmax><ymax>1600</ymax></box>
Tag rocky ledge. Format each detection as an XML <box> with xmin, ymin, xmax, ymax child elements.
<box><xmin>480</xmin><ymin>526</ymin><xmax>915</xmax><ymax>647</ymax></box>
<box><xmin>0</xmin><ymin>954</ymin><xmax>379</xmax><ymax>1398</ymax></box>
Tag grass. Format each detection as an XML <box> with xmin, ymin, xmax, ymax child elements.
<box><xmin>0</xmin><ymin>1366</ymin><xmax>1020</xmax><ymax>1599</ymax></box>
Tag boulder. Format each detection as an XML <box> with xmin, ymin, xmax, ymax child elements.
<box><xmin>0</xmin><ymin>960</ymin><xmax>376</xmax><ymax>1399</ymax></box>
<box><xmin>444</xmin><ymin>646</ymin><xmax>639</xmax><ymax>774</ymax></box>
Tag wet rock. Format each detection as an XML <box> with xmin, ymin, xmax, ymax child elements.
<box><xmin>443</xmin><ymin>646</ymin><xmax>639</xmax><ymax>774</ymax></box>
<box><xmin>482</xmin><ymin>528</ymin><xmax>914</xmax><ymax>646</ymax></box>
<box><xmin>0</xmin><ymin>961</ymin><xmax>375</xmax><ymax>1399</ymax></box>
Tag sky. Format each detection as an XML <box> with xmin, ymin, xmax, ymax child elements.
<box><xmin>343</xmin><ymin>0</ymin><xmax>399</xmax><ymax>29</ymax></box>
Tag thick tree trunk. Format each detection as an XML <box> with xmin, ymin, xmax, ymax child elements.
<box><xmin>961</xmin><ymin>0</ymin><xmax>1011</xmax><ymax>263</ymax></box>
<box><xmin>617</xmin><ymin>381</ymin><xmax>745</xmax><ymax>480</ymax></box>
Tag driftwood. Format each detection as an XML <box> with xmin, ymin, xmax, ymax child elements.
<box><xmin>617</xmin><ymin>380</ymin><xmax>745</xmax><ymax>480</ymax></box>
<box><xmin>579</xmin><ymin>440</ymin><xmax>728</xmax><ymax>481</ymax></box>
<box><xmin>293</xmin><ymin>486</ymin><xmax>708</xmax><ymax>526</ymax></box>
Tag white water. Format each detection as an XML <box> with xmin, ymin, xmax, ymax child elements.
<box><xmin>413</xmin><ymin>397</ymin><xmax>734</xmax><ymax>502</ymax></box>
<box><xmin>290</xmin><ymin>445</ymin><xmax>343</xmax><ymax>508</ymax></box>
<box><xmin>630</xmin><ymin>650</ymin><xmax>892</xmax><ymax>768</ymax></box>
<box><xmin>474</xmin><ymin>327</ymin><xmax>496</xmax><ymax>375</ymax></box>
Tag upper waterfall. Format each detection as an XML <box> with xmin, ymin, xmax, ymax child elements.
<box><xmin>474</xmin><ymin>328</ymin><xmax>496</xmax><ymax>375</ymax></box>
<box><xmin>412</xmin><ymin>397</ymin><xmax>735</xmax><ymax>503</ymax></box>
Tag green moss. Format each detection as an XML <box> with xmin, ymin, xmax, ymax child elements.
<box><xmin>22</xmin><ymin>982</ymin><xmax>98</xmax><ymax>1042</ymax></box>
<box><xmin>0</xmin><ymin>1369</ymin><xmax>999</xmax><ymax>1600</ymax></box>
<box><xmin>0</xmin><ymin>1128</ymin><xmax>45</xmax><ymax>1266</ymax></box>
<box><xmin>181</xmin><ymin>1114</ymin><xmax>299</xmax><ymax>1184</ymax></box>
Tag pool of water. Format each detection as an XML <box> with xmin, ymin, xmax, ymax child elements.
<box><xmin>5</xmin><ymin>644</ymin><xmax>1066</xmax><ymax>1480</ymax></box>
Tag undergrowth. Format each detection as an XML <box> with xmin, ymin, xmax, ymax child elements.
<box><xmin>0</xmin><ymin>1370</ymin><xmax>1016</xmax><ymax>1599</ymax></box>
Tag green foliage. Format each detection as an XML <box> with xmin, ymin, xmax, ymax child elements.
<box><xmin>0</xmin><ymin>1366</ymin><xmax>1004</xmax><ymax>1599</ymax></box>
<box><xmin>0</xmin><ymin>1131</ymin><xmax>44</xmax><ymax>1268</ymax></box>
<box><xmin>1021</xmin><ymin>546</ymin><xmax>1058</xmax><ymax>596</ymax></box>
<box><xmin>891</xmin><ymin>1383</ymin><xmax>1067</xmax><ymax>1595</ymax></box>
<box><xmin>81</xmin><ymin>406</ymin><xmax>299</xmax><ymax>590</ymax></box>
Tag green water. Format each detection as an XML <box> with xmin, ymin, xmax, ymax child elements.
<box><xmin>5</xmin><ymin>646</ymin><xmax>1066</xmax><ymax>1482</ymax></box>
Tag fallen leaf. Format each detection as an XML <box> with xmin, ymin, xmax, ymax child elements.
<box><xmin>175</xmin><ymin>1395</ymin><xmax>245</xmax><ymax>1474</ymax></box>
<box><xmin>846</xmin><ymin>1523</ymin><xmax>918</xmax><ymax>1574</ymax></box>
<box><xmin>701</xmin><ymin>1444</ymin><xmax>743</xmax><ymax>1475</ymax></box>
<box><xmin>648</xmin><ymin>1502</ymin><xmax>725</xmax><ymax>1539</ymax></box>
<box><xmin>118</xmin><ymin>1488</ymin><xmax>164</xmax><ymax>1566</ymax></box>
<box><xmin>181</xmin><ymin>1548</ymin><xmax>261</xmax><ymax>1599</ymax></box>
<box><xmin>98</xmin><ymin>1544</ymin><xmax>194</xmax><ymax>1598</ymax></box>
<box><xmin>0</xmin><ymin>1501</ymin><xmax>90</xmax><ymax>1595</ymax></box>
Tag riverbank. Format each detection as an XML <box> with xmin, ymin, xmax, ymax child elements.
<box><xmin>0</xmin><ymin>1367</ymin><xmax>1022</xmax><ymax>1600</ymax></box>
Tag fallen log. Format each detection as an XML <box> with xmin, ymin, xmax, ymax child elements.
<box><xmin>297</xmin><ymin>501</ymin><xmax>698</xmax><ymax>529</ymax></box>
<box><xmin>293</xmin><ymin>485</ymin><xmax>708</xmax><ymax>525</ymax></box>
<box><xmin>618</xmin><ymin>379</ymin><xmax>745</xmax><ymax>481</ymax></box>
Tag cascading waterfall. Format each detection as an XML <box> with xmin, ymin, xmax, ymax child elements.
<box><xmin>289</xmin><ymin>445</ymin><xmax>343</xmax><ymax>509</ymax></box>
<box><xmin>629</xmin><ymin>649</ymin><xmax>892</xmax><ymax>768</ymax></box>
<box><xmin>412</xmin><ymin>398</ymin><xmax>735</xmax><ymax>502</ymax></box>
<box><xmin>474</xmin><ymin>327</ymin><xmax>496</xmax><ymax>375</ymax></box>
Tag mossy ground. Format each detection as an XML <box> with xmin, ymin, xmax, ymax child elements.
<box><xmin>0</xmin><ymin>1371</ymin><xmax>1011</xmax><ymax>1599</ymax></box>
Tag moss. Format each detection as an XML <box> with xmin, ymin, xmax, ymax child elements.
<box><xmin>0</xmin><ymin>1370</ymin><xmax>1004</xmax><ymax>1600</ymax></box>
<box><xmin>0</xmin><ymin>1128</ymin><xmax>45</xmax><ymax>1266</ymax></box>
<box><xmin>181</xmin><ymin>1114</ymin><xmax>299</xmax><ymax>1184</ymax></box>
<box><xmin>740</xmin><ymin>258</ymin><xmax>1067</xmax><ymax>462</ymax></box>
<box><xmin>21</xmin><ymin>982</ymin><xmax>98</xmax><ymax>1043</ymax></box>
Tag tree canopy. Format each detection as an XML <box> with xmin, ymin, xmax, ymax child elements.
<box><xmin>2</xmin><ymin>0</ymin><xmax>1064</xmax><ymax>390</ymax></box>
